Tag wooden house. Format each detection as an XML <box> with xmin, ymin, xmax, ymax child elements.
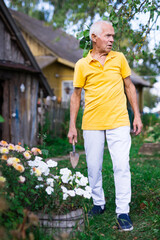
<box><xmin>10</xmin><ymin>8</ymin><xmax>151</xmax><ymax>112</ymax></box>
<box><xmin>0</xmin><ymin>0</ymin><xmax>53</xmax><ymax>146</ymax></box>
<box><xmin>10</xmin><ymin>9</ymin><xmax>82</xmax><ymax>104</ymax></box>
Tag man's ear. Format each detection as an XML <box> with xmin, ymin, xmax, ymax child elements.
<box><xmin>91</xmin><ymin>33</ymin><xmax>97</xmax><ymax>43</ymax></box>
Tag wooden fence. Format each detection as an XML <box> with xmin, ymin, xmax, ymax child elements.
<box><xmin>38</xmin><ymin>96</ymin><xmax>69</xmax><ymax>144</ymax></box>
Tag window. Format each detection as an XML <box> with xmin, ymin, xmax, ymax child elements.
<box><xmin>62</xmin><ymin>81</ymin><xmax>74</xmax><ymax>103</ymax></box>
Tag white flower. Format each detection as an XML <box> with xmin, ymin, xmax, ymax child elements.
<box><xmin>43</xmin><ymin>167</ymin><xmax>50</xmax><ymax>176</ymax></box>
<box><xmin>68</xmin><ymin>175</ymin><xmax>74</xmax><ymax>185</ymax></box>
<box><xmin>19</xmin><ymin>176</ymin><xmax>26</xmax><ymax>183</ymax></box>
<box><xmin>47</xmin><ymin>159</ymin><xmax>58</xmax><ymax>168</ymax></box>
<box><xmin>35</xmin><ymin>184</ymin><xmax>44</xmax><ymax>189</ymax></box>
<box><xmin>60</xmin><ymin>168</ymin><xmax>71</xmax><ymax>176</ymax></box>
<box><xmin>37</xmin><ymin>177</ymin><xmax>43</xmax><ymax>181</ymax></box>
<box><xmin>29</xmin><ymin>159</ymin><xmax>50</xmax><ymax>176</ymax></box>
<box><xmin>46</xmin><ymin>186</ymin><xmax>54</xmax><ymax>195</ymax></box>
<box><xmin>46</xmin><ymin>178</ymin><xmax>54</xmax><ymax>187</ymax></box>
<box><xmin>61</xmin><ymin>186</ymin><xmax>68</xmax><ymax>193</ymax></box>
<box><xmin>63</xmin><ymin>193</ymin><xmax>68</xmax><ymax>200</ymax></box>
<box><xmin>75</xmin><ymin>175</ymin><xmax>88</xmax><ymax>186</ymax></box>
<box><xmin>35</xmin><ymin>156</ymin><xmax>43</xmax><ymax>161</ymax></box>
<box><xmin>83</xmin><ymin>190</ymin><xmax>92</xmax><ymax>199</ymax></box>
<box><xmin>75</xmin><ymin>172</ymin><xmax>83</xmax><ymax>178</ymax></box>
<box><xmin>28</xmin><ymin>160</ymin><xmax>35</xmax><ymax>167</ymax></box>
<box><xmin>61</xmin><ymin>175</ymin><xmax>70</xmax><ymax>184</ymax></box>
<box><xmin>54</xmin><ymin>175</ymin><xmax>60</xmax><ymax>180</ymax></box>
<box><xmin>85</xmin><ymin>185</ymin><xmax>92</xmax><ymax>194</ymax></box>
<box><xmin>67</xmin><ymin>190</ymin><xmax>76</xmax><ymax>197</ymax></box>
<box><xmin>74</xmin><ymin>188</ymin><xmax>84</xmax><ymax>196</ymax></box>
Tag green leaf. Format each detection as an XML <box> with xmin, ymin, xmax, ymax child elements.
<box><xmin>107</xmin><ymin>5</ymin><xmax>113</xmax><ymax>13</ymax></box>
<box><xmin>76</xmin><ymin>31</ymin><xmax>84</xmax><ymax>39</ymax></box>
<box><xmin>0</xmin><ymin>115</ymin><xmax>4</xmax><ymax>123</ymax></box>
<box><xmin>112</xmin><ymin>17</ymin><xmax>119</xmax><ymax>24</ymax></box>
<box><xmin>83</xmin><ymin>29</ymin><xmax>89</xmax><ymax>38</ymax></box>
<box><xmin>79</xmin><ymin>37</ymin><xmax>87</xmax><ymax>49</ymax></box>
<box><xmin>41</xmin><ymin>149</ymin><xmax>49</xmax><ymax>157</ymax></box>
<box><xmin>83</xmin><ymin>49</ymin><xmax>89</xmax><ymax>57</ymax></box>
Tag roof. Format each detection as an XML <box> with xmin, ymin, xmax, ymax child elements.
<box><xmin>0</xmin><ymin>0</ymin><xmax>53</xmax><ymax>96</ymax></box>
<box><xmin>35</xmin><ymin>56</ymin><xmax>57</xmax><ymax>69</ymax></box>
<box><xmin>131</xmin><ymin>70</ymin><xmax>151</xmax><ymax>87</ymax></box>
<box><xmin>10</xmin><ymin>9</ymin><xmax>83</xmax><ymax>65</ymax></box>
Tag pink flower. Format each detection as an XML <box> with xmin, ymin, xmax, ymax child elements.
<box><xmin>13</xmin><ymin>163</ymin><xmax>25</xmax><ymax>173</ymax></box>
<box><xmin>31</xmin><ymin>147</ymin><xmax>42</xmax><ymax>155</ymax></box>
<box><xmin>23</xmin><ymin>151</ymin><xmax>31</xmax><ymax>159</ymax></box>
<box><xmin>15</xmin><ymin>145</ymin><xmax>25</xmax><ymax>152</ymax></box>
<box><xmin>19</xmin><ymin>176</ymin><xmax>26</xmax><ymax>183</ymax></box>
<box><xmin>8</xmin><ymin>144</ymin><xmax>15</xmax><ymax>150</ymax></box>
<box><xmin>0</xmin><ymin>140</ymin><xmax>8</xmax><ymax>147</ymax></box>
<box><xmin>0</xmin><ymin>147</ymin><xmax>9</xmax><ymax>154</ymax></box>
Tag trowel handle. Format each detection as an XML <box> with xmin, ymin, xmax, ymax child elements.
<box><xmin>72</xmin><ymin>138</ymin><xmax>75</xmax><ymax>153</ymax></box>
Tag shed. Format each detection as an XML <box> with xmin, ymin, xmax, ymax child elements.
<box><xmin>0</xmin><ymin>0</ymin><xmax>53</xmax><ymax>146</ymax></box>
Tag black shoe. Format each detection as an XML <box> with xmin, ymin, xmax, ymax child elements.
<box><xmin>117</xmin><ymin>214</ymin><xmax>133</xmax><ymax>231</ymax></box>
<box><xmin>88</xmin><ymin>205</ymin><xmax>106</xmax><ymax>217</ymax></box>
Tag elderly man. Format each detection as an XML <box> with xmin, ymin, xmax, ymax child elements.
<box><xmin>68</xmin><ymin>20</ymin><xmax>143</xmax><ymax>231</ymax></box>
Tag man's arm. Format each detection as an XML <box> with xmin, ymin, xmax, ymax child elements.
<box><xmin>68</xmin><ymin>87</ymin><xmax>82</xmax><ymax>143</ymax></box>
<box><xmin>124</xmin><ymin>76</ymin><xmax>143</xmax><ymax>135</ymax></box>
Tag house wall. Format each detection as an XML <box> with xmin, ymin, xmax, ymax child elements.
<box><xmin>22</xmin><ymin>30</ymin><xmax>52</xmax><ymax>56</ymax></box>
<box><xmin>0</xmin><ymin>15</ymin><xmax>25</xmax><ymax>64</ymax></box>
<box><xmin>0</xmin><ymin>14</ymin><xmax>39</xmax><ymax>146</ymax></box>
<box><xmin>0</xmin><ymin>70</ymin><xmax>38</xmax><ymax>146</ymax></box>
<box><xmin>43</xmin><ymin>62</ymin><xmax>74</xmax><ymax>101</ymax></box>
<box><xmin>20</xmin><ymin>30</ymin><xmax>74</xmax><ymax>101</ymax></box>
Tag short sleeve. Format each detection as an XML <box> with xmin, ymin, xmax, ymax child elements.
<box><xmin>73</xmin><ymin>60</ymin><xmax>86</xmax><ymax>88</ymax></box>
<box><xmin>120</xmin><ymin>53</ymin><xmax>131</xmax><ymax>79</ymax></box>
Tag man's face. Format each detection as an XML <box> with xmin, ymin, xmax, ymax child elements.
<box><xmin>92</xmin><ymin>24</ymin><xmax>115</xmax><ymax>53</ymax></box>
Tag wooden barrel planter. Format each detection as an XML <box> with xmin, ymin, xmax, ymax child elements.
<box><xmin>36</xmin><ymin>208</ymin><xmax>84</xmax><ymax>237</ymax></box>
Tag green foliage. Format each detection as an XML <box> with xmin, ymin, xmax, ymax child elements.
<box><xmin>143</xmin><ymin>89</ymin><xmax>159</xmax><ymax>109</ymax></box>
<box><xmin>0</xmin><ymin>115</ymin><xmax>4</xmax><ymax>123</ymax></box>
<box><xmin>39</xmin><ymin>107</ymin><xmax>84</xmax><ymax>156</ymax></box>
<box><xmin>141</xmin><ymin>113</ymin><xmax>160</xmax><ymax>128</ymax></box>
<box><xmin>143</xmin><ymin>123</ymin><xmax>160</xmax><ymax>143</ymax></box>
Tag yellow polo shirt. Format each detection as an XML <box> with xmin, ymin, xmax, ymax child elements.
<box><xmin>73</xmin><ymin>50</ymin><xmax>131</xmax><ymax>130</ymax></box>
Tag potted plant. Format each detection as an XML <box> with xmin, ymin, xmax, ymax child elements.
<box><xmin>0</xmin><ymin>140</ymin><xmax>92</xmax><ymax>237</ymax></box>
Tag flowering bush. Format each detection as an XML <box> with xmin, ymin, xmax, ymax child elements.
<box><xmin>144</xmin><ymin>123</ymin><xmax>160</xmax><ymax>143</ymax></box>
<box><xmin>0</xmin><ymin>140</ymin><xmax>91</xmax><ymax>220</ymax></box>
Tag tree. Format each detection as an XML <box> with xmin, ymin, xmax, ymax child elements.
<box><xmin>143</xmin><ymin>89</ymin><xmax>159</xmax><ymax>109</ymax></box>
<box><xmin>5</xmin><ymin>0</ymin><xmax>160</xmax><ymax>82</ymax></box>
<box><xmin>5</xmin><ymin>0</ymin><xmax>50</xmax><ymax>21</ymax></box>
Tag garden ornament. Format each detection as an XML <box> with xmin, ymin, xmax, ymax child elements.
<box><xmin>70</xmin><ymin>138</ymin><xmax>79</xmax><ymax>168</ymax></box>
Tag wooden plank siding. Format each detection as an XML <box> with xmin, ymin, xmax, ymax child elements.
<box><xmin>0</xmin><ymin>15</ymin><xmax>25</xmax><ymax>64</ymax></box>
<box><xmin>0</xmin><ymin>71</ymin><xmax>39</xmax><ymax>146</ymax></box>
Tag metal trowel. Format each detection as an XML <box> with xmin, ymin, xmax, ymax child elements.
<box><xmin>70</xmin><ymin>139</ymin><xmax>79</xmax><ymax>168</ymax></box>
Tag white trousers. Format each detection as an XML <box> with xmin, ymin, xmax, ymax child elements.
<box><xmin>83</xmin><ymin>126</ymin><xmax>131</xmax><ymax>214</ymax></box>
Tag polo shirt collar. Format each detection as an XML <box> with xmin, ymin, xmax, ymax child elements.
<box><xmin>86</xmin><ymin>50</ymin><xmax>116</xmax><ymax>64</ymax></box>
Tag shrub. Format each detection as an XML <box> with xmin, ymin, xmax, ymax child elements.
<box><xmin>141</xmin><ymin>113</ymin><xmax>160</xmax><ymax>129</ymax></box>
<box><xmin>0</xmin><ymin>140</ymin><xmax>91</xmax><ymax>232</ymax></box>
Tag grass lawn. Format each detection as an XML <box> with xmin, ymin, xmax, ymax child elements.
<box><xmin>50</xmin><ymin>135</ymin><xmax>160</xmax><ymax>240</ymax></box>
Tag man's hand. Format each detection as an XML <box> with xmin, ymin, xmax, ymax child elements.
<box><xmin>133</xmin><ymin>116</ymin><xmax>143</xmax><ymax>135</ymax></box>
<box><xmin>68</xmin><ymin>127</ymin><xmax>78</xmax><ymax>144</ymax></box>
